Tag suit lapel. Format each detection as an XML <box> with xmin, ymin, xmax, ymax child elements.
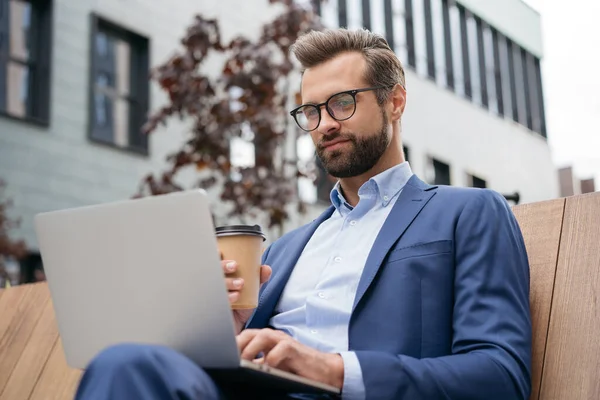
<box><xmin>247</xmin><ymin>206</ymin><xmax>335</xmax><ymax>329</ymax></box>
<box><xmin>352</xmin><ymin>175</ymin><xmax>437</xmax><ymax>311</ymax></box>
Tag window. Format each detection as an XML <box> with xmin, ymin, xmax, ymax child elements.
<box><xmin>0</xmin><ymin>0</ymin><xmax>52</xmax><ymax>124</ymax></box>
<box><xmin>458</xmin><ymin>6</ymin><xmax>471</xmax><ymax>98</ymax></box>
<box><xmin>89</xmin><ymin>16</ymin><xmax>149</xmax><ymax>154</ymax></box>
<box><xmin>423</xmin><ymin>0</ymin><xmax>435</xmax><ymax>80</ymax></box>
<box><xmin>475</xmin><ymin>18</ymin><xmax>488</xmax><ymax>108</ymax></box>
<box><xmin>468</xmin><ymin>174</ymin><xmax>486</xmax><ymax>188</ymax></box>
<box><xmin>512</xmin><ymin>43</ymin><xmax>528</xmax><ymax>127</ymax></box>
<box><xmin>466</xmin><ymin>12</ymin><xmax>481</xmax><ymax>105</ymax></box>
<box><xmin>449</xmin><ymin>2</ymin><xmax>464</xmax><ymax>96</ymax></box>
<box><xmin>383</xmin><ymin>0</ymin><xmax>394</xmax><ymax>50</ymax></box>
<box><xmin>311</xmin><ymin>0</ymin><xmax>321</xmax><ymax>16</ymax></box>
<box><xmin>432</xmin><ymin>158</ymin><xmax>450</xmax><ymax>185</ymax></box>
<box><xmin>533</xmin><ymin>57</ymin><xmax>547</xmax><ymax>137</ymax></box>
<box><xmin>361</xmin><ymin>0</ymin><xmax>371</xmax><ymax>30</ymax></box>
<box><xmin>404</xmin><ymin>0</ymin><xmax>416</xmax><ymax>68</ymax></box>
<box><xmin>412</xmin><ymin>0</ymin><xmax>428</xmax><ymax>77</ymax></box>
<box><xmin>440</xmin><ymin>0</ymin><xmax>453</xmax><ymax>89</ymax></box>
<box><xmin>337</xmin><ymin>0</ymin><xmax>347</xmax><ymax>27</ymax></box>
<box><xmin>403</xmin><ymin>144</ymin><xmax>410</xmax><ymax>163</ymax></box>
<box><xmin>521</xmin><ymin>48</ymin><xmax>533</xmax><ymax>130</ymax></box>
<box><xmin>482</xmin><ymin>23</ymin><xmax>497</xmax><ymax>113</ymax></box>
<box><xmin>491</xmin><ymin>29</ymin><xmax>504</xmax><ymax>116</ymax></box>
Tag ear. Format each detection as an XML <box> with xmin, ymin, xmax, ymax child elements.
<box><xmin>388</xmin><ymin>84</ymin><xmax>407</xmax><ymax>122</ymax></box>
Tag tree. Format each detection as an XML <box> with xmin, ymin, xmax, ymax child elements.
<box><xmin>0</xmin><ymin>180</ymin><xmax>27</xmax><ymax>288</ymax></box>
<box><xmin>136</xmin><ymin>0</ymin><xmax>324</xmax><ymax>232</ymax></box>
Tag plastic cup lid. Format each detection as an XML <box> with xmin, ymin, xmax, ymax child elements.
<box><xmin>215</xmin><ymin>224</ymin><xmax>266</xmax><ymax>240</ymax></box>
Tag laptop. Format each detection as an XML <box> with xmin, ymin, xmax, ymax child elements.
<box><xmin>34</xmin><ymin>189</ymin><xmax>340</xmax><ymax>396</ymax></box>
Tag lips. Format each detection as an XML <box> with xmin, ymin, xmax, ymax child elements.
<box><xmin>321</xmin><ymin>138</ymin><xmax>350</xmax><ymax>149</ymax></box>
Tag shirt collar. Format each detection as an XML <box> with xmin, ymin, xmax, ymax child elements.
<box><xmin>329</xmin><ymin>161</ymin><xmax>414</xmax><ymax>213</ymax></box>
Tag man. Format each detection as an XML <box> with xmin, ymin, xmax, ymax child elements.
<box><xmin>75</xmin><ymin>28</ymin><xmax>532</xmax><ymax>399</ymax></box>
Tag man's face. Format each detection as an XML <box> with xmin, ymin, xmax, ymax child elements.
<box><xmin>300</xmin><ymin>52</ymin><xmax>391</xmax><ymax>178</ymax></box>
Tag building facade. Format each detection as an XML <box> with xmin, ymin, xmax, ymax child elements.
<box><xmin>297</xmin><ymin>0</ymin><xmax>557</xmax><ymax>210</ymax></box>
<box><xmin>0</xmin><ymin>0</ymin><xmax>558</xmax><ymax>282</ymax></box>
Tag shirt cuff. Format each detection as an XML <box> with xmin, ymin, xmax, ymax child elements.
<box><xmin>338</xmin><ymin>351</ymin><xmax>366</xmax><ymax>400</ymax></box>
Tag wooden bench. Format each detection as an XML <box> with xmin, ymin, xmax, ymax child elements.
<box><xmin>0</xmin><ymin>192</ymin><xmax>599</xmax><ymax>400</ymax></box>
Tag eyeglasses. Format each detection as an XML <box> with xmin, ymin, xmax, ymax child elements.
<box><xmin>289</xmin><ymin>85</ymin><xmax>390</xmax><ymax>132</ymax></box>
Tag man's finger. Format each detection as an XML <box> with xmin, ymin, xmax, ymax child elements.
<box><xmin>259</xmin><ymin>265</ymin><xmax>272</xmax><ymax>284</ymax></box>
<box><xmin>264</xmin><ymin>340</ymin><xmax>293</xmax><ymax>370</ymax></box>
<box><xmin>236</xmin><ymin>329</ymin><xmax>261</xmax><ymax>351</ymax></box>
<box><xmin>222</xmin><ymin>260</ymin><xmax>237</xmax><ymax>274</ymax></box>
<box><xmin>239</xmin><ymin>329</ymin><xmax>281</xmax><ymax>361</ymax></box>
<box><xmin>225</xmin><ymin>278</ymin><xmax>244</xmax><ymax>291</ymax></box>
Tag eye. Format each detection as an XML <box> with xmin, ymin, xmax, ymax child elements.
<box><xmin>301</xmin><ymin>107</ymin><xmax>319</xmax><ymax>120</ymax></box>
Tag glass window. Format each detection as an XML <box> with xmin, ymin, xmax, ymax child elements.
<box><xmin>469</xmin><ymin>174</ymin><xmax>486</xmax><ymax>188</ymax></box>
<box><xmin>431</xmin><ymin>0</ymin><xmax>446</xmax><ymax>87</ymax></box>
<box><xmin>521</xmin><ymin>48</ymin><xmax>533</xmax><ymax>130</ymax></box>
<box><xmin>433</xmin><ymin>158</ymin><xmax>451</xmax><ymax>185</ymax></box>
<box><xmin>423</xmin><ymin>0</ymin><xmax>435</xmax><ymax>79</ymax></box>
<box><xmin>512</xmin><ymin>43</ymin><xmax>528</xmax><ymax>127</ymax></box>
<box><xmin>449</xmin><ymin>3</ymin><xmax>464</xmax><ymax>96</ymax></box>
<box><xmin>337</xmin><ymin>0</ymin><xmax>347</xmax><ymax>27</ymax></box>
<box><xmin>483</xmin><ymin>23</ymin><xmax>498</xmax><ymax>114</ymax></box>
<box><xmin>491</xmin><ymin>29</ymin><xmax>504</xmax><ymax>116</ymax></box>
<box><xmin>533</xmin><ymin>57</ymin><xmax>547</xmax><ymax>137</ymax></box>
<box><xmin>383</xmin><ymin>0</ymin><xmax>394</xmax><ymax>50</ymax></box>
<box><xmin>0</xmin><ymin>0</ymin><xmax>52</xmax><ymax>123</ymax></box>
<box><xmin>466</xmin><ymin>12</ymin><xmax>481</xmax><ymax>105</ymax></box>
<box><xmin>412</xmin><ymin>0</ymin><xmax>429</xmax><ymax>77</ymax></box>
<box><xmin>391</xmin><ymin>0</ymin><xmax>407</xmax><ymax>65</ymax></box>
<box><xmin>361</xmin><ymin>0</ymin><xmax>371</xmax><ymax>30</ymax></box>
<box><xmin>90</xmin><ymin>17</ymin><xmax>149</xmax><ymax>153</ymax></box>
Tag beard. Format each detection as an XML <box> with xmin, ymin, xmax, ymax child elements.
<box><xmin>316</xmin><ymin>109</ymin><xmax>391</xmax><ymax>178</ymax></box>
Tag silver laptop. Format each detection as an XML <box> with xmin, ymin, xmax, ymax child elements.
<box><xmin>34</xmin><ymin>190</ymin><xmax>340</xmax><ymax>395</ymax></box>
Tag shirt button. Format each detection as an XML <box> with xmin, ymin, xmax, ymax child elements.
<box><xmin>350</xmin><ymin>220</ymin><xmax>357</xmax><ymax>226</ymax></box>
<box><xmin>318</xmin><ymin>292</ymin><xmax>326</xmax><ymax>298</ymax></box>
<box><xmin>334</xmin><ymin>256</ymin><xmax>342</xmax><ymax>263</ymax></box>
<box><xmin>383</xmin><ymin>195</ymin><xmax>389</xmax><ymax>201</ymax></box>
<box><xmin>311</xmin><ymin>329</ymin><xmax>318</xmax><ymax>334</ymax></box>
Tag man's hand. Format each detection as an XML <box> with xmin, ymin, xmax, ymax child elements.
<box><xmin>222</xmin><ymin>260</ymin><xmax>272</xmax><ymax>333</ymax></box>
<box><xmin>236</xmin><ymin>328</ymin><xmax>344</xmax><ymax>390</ymax></box>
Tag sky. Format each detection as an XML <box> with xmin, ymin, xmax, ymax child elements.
<box><xmin>522</xmin><ymin>0</ymin><xmax>600</xmax><ymax>187</ymax></box>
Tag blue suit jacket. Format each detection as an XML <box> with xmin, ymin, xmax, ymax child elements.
<box><xmin>247</xmin><ymin>175</ymin><xmax>532</xmax><ymax>399</ymax></box>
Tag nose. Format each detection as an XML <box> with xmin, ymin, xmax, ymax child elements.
<box><xmin>317</xmin><ymin>107</ymin><xmax>341</xmax><ymax>136</ymax></box>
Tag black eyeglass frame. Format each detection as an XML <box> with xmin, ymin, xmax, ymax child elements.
<box><xmin>289</xmin><ymin>85</ymin><xmax>392</xmax><ymax>132</ymax></box>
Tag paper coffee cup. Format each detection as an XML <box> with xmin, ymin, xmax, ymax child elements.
<box><xmin>215</xmin><ymin>224</ymin><xmax>266</xmax><ymax>309</ymax></box>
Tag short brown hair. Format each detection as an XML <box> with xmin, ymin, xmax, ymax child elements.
<box><xmin>291</xmin><ymin>28</ymin><xmax>406</xmax><ymax>104</ymax></box>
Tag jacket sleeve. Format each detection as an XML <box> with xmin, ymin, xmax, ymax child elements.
<box><xmin>355</xmin><ymin>189</ymin><xmax>532</xmax><ymax>399</ymax></box>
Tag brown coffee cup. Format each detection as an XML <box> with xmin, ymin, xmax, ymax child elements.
<box><xmin>215</xmin><ymin>224</ymin><xmax>266</xmax><ymax>309</ymax></box>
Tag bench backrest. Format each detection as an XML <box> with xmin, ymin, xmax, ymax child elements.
<box><xmin>0</xmin><ymin>192</ymin><xmax>598</xmax><ymax>400</ymax></box>
<box><xmin>512</xmin><ymin>192</ymin><xmax>600</xmax><ymax>400</ymax></box>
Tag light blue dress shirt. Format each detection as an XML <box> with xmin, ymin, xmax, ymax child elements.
<box><xmin>269</xmin><ymin>161</ymin><xmax>414</xmax><ymax>400</ymax></box>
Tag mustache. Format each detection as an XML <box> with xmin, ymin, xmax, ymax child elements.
<box><xmin>317</xmin><ymin>133</ymin><xmax>356</xmax><ymax>150</ymax></box>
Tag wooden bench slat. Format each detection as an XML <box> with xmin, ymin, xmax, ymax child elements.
<box><xmin>29</xmin><ymin>338</ymin><xmax>82</xmax><ymax>400</ymax></box>
<box><xmin>0</xmin><ymin>298</ymin><xmax>59</xmax><ymax>400</ymax></box>
<box><xmin>0</xmin><ymin>285</ymin><xmax>34</xmax><ymax>346</ymax></box>
<box><xmin>512</xmin><ymin>198</ymin><xmax>565</xmax><ymax>400</ymax></box>
<box><xmin>0</xmin><ymin>284</ymin><xmax>49</xmax><ymax>395</ymax></box>
<box><xmin>540</xmin><ymin>193</ymin><xmax>600</xmax><ymax>400</ymax></box>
